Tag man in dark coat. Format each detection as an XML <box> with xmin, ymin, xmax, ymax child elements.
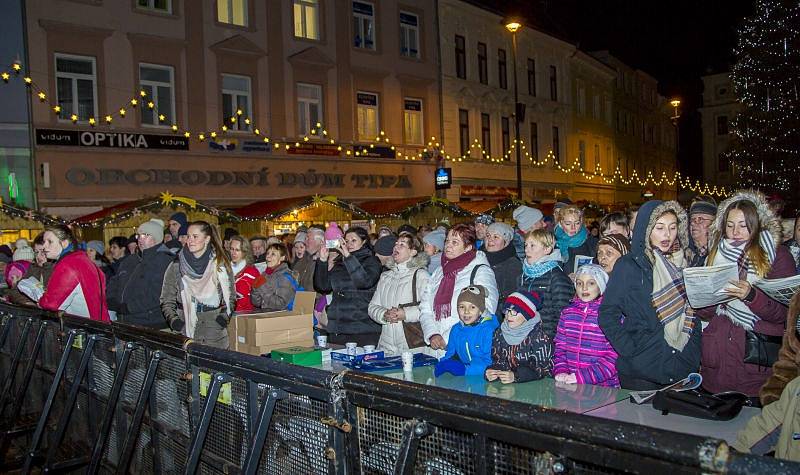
<box><xmin>598</xmin><ymin>200</ymin><xmax>701</xmax><ymax>390</ymax></box>
<box><xmin>685</xmin><ymin>196</ymin><xmax>716</xmax><ymax>268</ymax></box>
<box><xmin>107</xmin><ymin>219</ymin><xmax>176</xmax><ymax>329</ymax></box>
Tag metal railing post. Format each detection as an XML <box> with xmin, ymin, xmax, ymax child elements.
<box><xmin>241</xmin><ymin>388</ymin><xmax>286</xmax><ymax>475</ymax></box>
<box><xmin>184</xmin><ymin>372</ymin><xmax>231</xmax><ymax>474</ymax></box>
<box><xmin>0</xmin><ymin>318</ymin><xmax>32</xmax><ymax>411</ymax></box>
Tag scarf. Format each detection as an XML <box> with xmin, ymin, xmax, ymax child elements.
<box><xmin>554</xmin><ymin>225</ymin><xmax>588</xmax><ymax>261</ymax></box>
<box><xmin>484</xmin><ymin>241</ymin><xmax>517</xmax><ymax>267</ymax></box>
<box><xmin>264</xmin><ymin>266</ymin><xmax>277</xmax><ymax>275</ymax></box>
<box><xmin>179</xmin><ymin>247</ymin><xmax>228</xmax><ymax>338</ymax></box>
<box><xmin>713</xmin><ymin>230</ymin><xmax>776</xmax><ymax>330</ymax></box>
<box><xmin>433</xmin><ymin>249</ymin><xmax>477</xmax><ymax>321</ymax></box>
<box><xmin>500</xmin><ymin>316</ymin><xmax>539</xmax><ymax>345</ymax></box>
<box><xmin>522</xmin><ymin>247</ymin><xmax>561</xmax><ymax>280</ymax></box>
<box><xmin>58</xmin><ymin>244</ymin><xmax>75</xmax><ymax>260</ymax></box>
<box><xmin>651</xmin><ymin>248</ymin><xmax>694</xmax><ymax>351</ymax></box>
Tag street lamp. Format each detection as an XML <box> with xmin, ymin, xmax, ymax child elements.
<box><xmin>505</xmin><ymin>20</ymin><xmax>523</xmax><ymax>199</ymax></box>
<box><xmin>670</xmin><ymin>98</ymin><xmax>681</xmax><ymax>122</ymax></box>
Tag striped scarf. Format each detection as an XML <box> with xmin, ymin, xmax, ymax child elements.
<box><xmin>652</xmin><ymin>248</ymin><xmax>695</xmax><ymax>351</ymax></box>
<box><xmin>713</xmin><ymin>230</ymin><xmax>776</xmax><ymax>330</ymax></box>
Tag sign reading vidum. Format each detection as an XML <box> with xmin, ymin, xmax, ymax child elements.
<box><xmin>36</xmin><ymin>128</ymin><xmax>189</xmax><ymax>150</ymax></box>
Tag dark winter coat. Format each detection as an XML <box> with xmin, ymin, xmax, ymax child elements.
<box><xmin>107</xmin><ymin>244</ymin><xmax>175</xmax><ymax>328</ymax></box>
<box><xmin>563</xmin><ymin>235</ymin><xmax>598</xmax><ymax>275</ymax></box>
<box><xmin>519</xmin><ymin>264</ymin><xmax>574</xmax><ymax>340</ymax></box>
<box><xmin>697</xmin><ymin>190</ymin><xmax>797</xmax><ymax>396</ymax></box>
<box><xmin>598</xmin><ymin>200</ymin><xmax>701</xmax><ymax>390</ymax></box>
<box><xmin>487</xmin><ymin>323</ymin><xmax>553</xmax><ymax>383</ymax></box>
<box><xmin>313</xmin><ymin>246</ymin><xmax>382</xmax><ymax>336</ymax></box>
<box><xmin>485</xmin><ymin>242</ymin><xmax>522</xmax><ymax>304</ymax></box>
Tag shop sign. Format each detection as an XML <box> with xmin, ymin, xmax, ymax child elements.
<box><xmin>435</xmin><ymin>167</ymin><xmax>452</xmax><ymax>190</ymax></box>
<box><xmin>357</xmin><ymin>145</ymin><xmax>396</xmax><ymax>159</ymax></box>
<box><xmin>287</xmin><ymin>143</ymin><xmax>340</xmax><ymax>156</ymax></box>
<box><xmin>35</xmin><ymin>128</ymin><xmax>189</xmax><ymax>150</ymax></box>
<box><xmin>209</xmin><ymin>138</ymin><xmax>272</xmax><ymax>153</ymax></box>
<box><xmin>64</xmin><ymin>167</ymin><xmax>412</xmax><ymax>189</ymax></box>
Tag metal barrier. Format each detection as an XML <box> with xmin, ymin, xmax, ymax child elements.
<box><xmin>0</xmin><ymin>302</ymin><xmax>797</xmax><ymax>474</ymax></box>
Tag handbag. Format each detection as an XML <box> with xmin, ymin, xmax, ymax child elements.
<box><xmin>743</xmin><ymin>329</ymin><xmax>783</xmax><ymax>367</ymax></box>
<box><xmin>400</xmin><ymin>269</ymin><xmax>426</xmax><ymax>349</ymax></box>
<box><xmin>651</xmin><ymin>389</ymin><xmax>747</xmax><ymax>421</ymax></box>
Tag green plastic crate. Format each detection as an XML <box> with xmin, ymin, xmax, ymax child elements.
<box><xmin>270</xmin><ymin>346</ymin><xmax>322</xmax><ymax>366</ymax></box>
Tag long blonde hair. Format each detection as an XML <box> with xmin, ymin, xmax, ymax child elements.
<box><xmin>707</xmin><ymin>200</ymin><xmax>771</xmax><ymax>277</ymax></box>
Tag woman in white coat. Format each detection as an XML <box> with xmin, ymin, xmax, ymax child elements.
<box><xmin>368</xmin><ymin>232</ymin><xmax>430</xmax><ymax>355</ymax></box>
<box><xmin>419</xmin><ymin>223</ymin><xmax>499</xmax><ymax>357</ymax></box>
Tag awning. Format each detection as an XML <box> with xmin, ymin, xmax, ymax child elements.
<box><xmin>73</xmin><ymin>193</ymin><xmax>239</xmax><ymax>226</ymax></box>
<box><xmin>234</xmin><ymin>195</ymin><xmax>369</xmax><ymax>220</ymax></box>
<box><xmin>358</xmin><ymin>196</ymin><xmax>474</xmax><ymax>218</ymax></box>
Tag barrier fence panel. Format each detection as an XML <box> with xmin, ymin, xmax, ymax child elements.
<box><xmin>1</xmin><ymin>302</ymin><xmax>799</xmax><ymax>475</ymax></box>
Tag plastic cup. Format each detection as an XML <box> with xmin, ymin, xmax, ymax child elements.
<box><xmin>346</xmin><ymin>342</ymin><xmax>358</xmax><ymax>355</ymax></box>
<box><xmin>363</xmin><ymin>345</ymin><xmax>376</xmax><ymax>353</ymax></box>
<box><xmin>401</xmin><ymin>351</ymin><xmax>414</xmax><ymax>372</ymax></box>
<box><xmin>316</xmin><ymin>335</ymin><xmax>328</xmax><ymax>348</ymax></box>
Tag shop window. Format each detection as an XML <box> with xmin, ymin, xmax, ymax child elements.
<box><xmin>139</xmin><ymin>63</ymin><xmax>175</xmax><ymax>127</ymax></box>
<box><xmin>217</xmin><ymin>0</ymin><xmax>248</xmax><ymax>27</ymax></box>
<box><xmin>357</xmin><ymin>91</ymin><xmax>379</xmax><ymax>141</ymax></box>
<box><xmin>353</xmin><ymin>1</ymin><xmax>375</xmax><ymax>50</ymax></box>
<box><xmin>55</xmin><ymin>53</ymin><xmax>97</xmax><ymax>122</ymax></box>
<box><xmin>297</xmin><ymin>83</ymin><xmax>322</xmax><ymax>136</ymax></box>
<box><xmin>137</xmin><ymin>0</ymin><xmax>171</xmax><ymax>13</ymax></box>
<box><xmin>221</xmin><ymin>74</ymin><xmax>251</xmax><ymax>131</ymax></box>
<box><xmin>399</xmin><ymin>11</ymin><xmax>419</xmax><ymax>58</ymax></box>
<box><xmin>403</xmin><ymin>98</ymin><xmax>423</xmax><ymax>145</ymax></box>
<box><xmin>294</xmin><ymin>0</ymin><xmax>320</xmax><ymax>40</ymax></box>
<box><xmin>455</xmin><ymin>35</ymin><xmax>466</xmax><ymax>79</ymax></box>
<box><xmin>459</xmin><ymin>108</ymin><xmax>469</xmax><ymax>157</ymax></box>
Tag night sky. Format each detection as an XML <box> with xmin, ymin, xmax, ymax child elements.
<box><xmin>489</xmin><ymin>0</ymin><xmax>756</xmax><ymax>179</ymax></box>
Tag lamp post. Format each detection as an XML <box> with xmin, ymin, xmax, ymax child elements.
<box><xmin>670</xmin><ymin>98</ymin><xmax>681</xmax><ymax>199</ymax></box>
<box><xmin>505</xmin><ymin>20</ymin><xmax>523</xmax><ymax>199</ymax></box>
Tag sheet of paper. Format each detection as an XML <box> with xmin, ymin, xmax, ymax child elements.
<box><xmin>573</xmin><ymin>255</ymin><xmax>594</xmax><ymax>274</ymax></box>
<box><xmin>16</xmin><ymin>276</ymin><xmax>44</xmax><ymax>302</ymax></box>
<box><xmin>752</xmin><ymin>274</ymin><xmax>800</xmax><ymax>306</ymax></box>
<box><xmin>683</xmin><ymin>263</ymin><xmax>739</xmax><ymax>308</ymax></box>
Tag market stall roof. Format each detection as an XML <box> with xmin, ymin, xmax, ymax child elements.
<box><xmin>456</xmin><ymin>200</ymin><xmax>502</xmax><ymax>215</ymax></box>
<box><xmin>358</xmin><ymin>196</ymin><xmax>474</xmax><ymax>218</ymax></box>
<box><xmin>1</xmin><ymin>202</ymin><xmax>66</xmax><ymax>226</ymax></box>
<box><xmin>72</xmin><ymin>193</ymin><xmax>240</xmax><ymax>226</ymax></box>
<box><xmin>234</xmin><ymin>195</ymin><xmax>369</xmax><ymax>220</ymax></box>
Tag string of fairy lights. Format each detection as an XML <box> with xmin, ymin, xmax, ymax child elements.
<box><xmin>3</xmin><ymin>59</ymin><xmax>730</xmax><ymax>197</ymax></box>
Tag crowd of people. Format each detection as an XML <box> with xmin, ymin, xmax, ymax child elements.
<box><xmin>2</xmin><ymin>193</ymin><xmax>800</xmax><ymax>460</ymax></box>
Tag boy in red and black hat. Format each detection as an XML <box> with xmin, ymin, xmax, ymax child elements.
<box><xmin>485</xmin><ymin>290</ymin><xmax>554</xmax><ymax>384</ymax></box>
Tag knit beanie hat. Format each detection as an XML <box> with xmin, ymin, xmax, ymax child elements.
<box><xmin>513</xmin><ymin>205</ymin><xmax>544</xmax><ymax>231</ymax></box>
<box><xmin>575</xmin><ymin>264</ymin><xmax>609</xmax><ymax>295</ymax></box>
<box><xmin>423</xmin><ymin>228</ymin><xmax>446</xmax><ymax>251</ymax></box>
<box><xmin>503</xmin><ymin>290</ymin><xmax>542</xmax><ymax>320</ymax></box>
<box><xmin>5</xmin><ymin>261</ymin><xmax>31</xmax><ymax>287</ymax></box>
<box><xmin>137</xmin><ymin>218</ymin><xmax>165</xmax><ymax>243</ymax></box>
<box><xmin>457</xmin><ymin>285</ymin><xmax>487</xmax><ymax>314</ymax></box>
<box><xmin>169</xmin><ymin>212</ymin><xmax>188</xmax><ymax>227</ymax></box>
<box><xmin>374</xmin><ymin>235</ymin><xmax>397</xmax><ymax>257</ymax></box>
<box><xmin>554</xmin><ymin>198</ymin><xmax>573</xmax><ymax>212</ymax></box>
<box><xmin>397</xmin><ymin>224</ymin><xmax>417</xmax><ymax>235</ymax></box>
<box><xmin>14</xmin><ymin>238</ymin><xmax>29</xmax><ymax>250</ymax></box>
<box><xmin>325</xmin><ymin>222</ymin><xmax>344</xmax><ymax>242</ymax></box>
<box><xmin>294</xmin><ymin>231</ymin><xmax>307</xmax><ymax>244</ymax></box>
<box><xmin>12</xmin><ymin>246</ymin><xmax>35</xmax><ymax>263</ymax></box>
<box><xmin>377</xmin><ymin>225</ymin><xmax>394</xmax><ymax>237</ymax></box>
<box><xmin>86</xmin><ymin>240</ymin><xmax>105</xmax><ymax>256</ymax></box>
<box><xmin>689</xmin><ymin>197</ymin><xmax>717</xmax><ymax>217</ymax></box>
<box><xmin>598</xmin><ymin>233</ymin><xmax>631</xmax><ymax>256</ymax></box>
<box><xmin>475</xmin><ymin>214</ymin><xmax>495</xmax><ymax>226</ymax></box>
<box><xmin>177</xmin><ymin>222</ymin><xmax>189</xmax><ymax>237</ymax></box>
<box><xmin>486</xmin><ymin>222</ymin><xmax>514</xmax><ymax>244</ymax></box>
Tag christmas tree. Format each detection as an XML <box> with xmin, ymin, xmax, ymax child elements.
<box><xmin>729</xmin><ymin>0</ymin><xmax>800</xmax><ymax>205</ymax></box>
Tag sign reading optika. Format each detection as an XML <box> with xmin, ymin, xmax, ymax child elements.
<box><xmin>35</xmin><ymin>128</ymin><xmax>189</xmax><ymax>150</ymax></box>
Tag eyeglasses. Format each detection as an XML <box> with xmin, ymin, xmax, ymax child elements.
<box><xmin>135</xmin><ymin>233</ymin><xmax>153</xmax><ymax>239</ymax></box>
<box><xmin>690</xmin><ymin>216</ymin><xmax>713</xmax><ymax>225</ymax></box>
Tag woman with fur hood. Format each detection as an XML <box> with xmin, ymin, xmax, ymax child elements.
<box><xmin>599</xmin><ymin>200</ymin><xmax>701</xmax><ymax>390</ymax></box>
<box><xmin>368</xmin><ymin>232</ymin><xmax>430</xmax><ymax>355</ymax></box>
<box><xmin>759</xmin><ymin>291</ymin><xmax>800</xmax><ymax>406</ymax></box>
<box><xmin>695</xmin><ymin>190</ymin><xmax>796</xmax><ymax>397</ymax></box>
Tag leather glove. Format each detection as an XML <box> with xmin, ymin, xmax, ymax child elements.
<box><xmin>170</xmin><ymin>318</ymin><xmax>185</xmax><ymax>332</ymax></box>
<box><xmin>215</xmin><ymin>314</ymin><xmax>229</xmax><ymax>328</ymax></box>
<box><xmin>434</xmin><ymin>358</ymin><xmax>466</xmax><ymax>377</ymax></box>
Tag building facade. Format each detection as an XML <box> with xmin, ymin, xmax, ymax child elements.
<box><xmin>25</xmin><ymin>0</ymin><xmax>441</xmax><ymax>218</ymax></box>
<box><xmin>699</xmin><ymin>72</ymin><xmax>739</xmax><ymax>189</ymax></box>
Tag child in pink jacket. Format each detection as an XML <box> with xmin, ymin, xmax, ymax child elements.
<box><xmin>553</xmin><ymin>264</ymin><xmax>619</xmax><ymax>387</ymax></box>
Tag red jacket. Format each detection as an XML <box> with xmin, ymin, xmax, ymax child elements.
<box><xmin>39</xmin><ymin>250</ymin><xmax>110</xmax><ymax>322</ymax></box>
<box><xmin>234</xmin><ymin>264</ymin><xmax>260</xmax><ymax>313</ymax></box>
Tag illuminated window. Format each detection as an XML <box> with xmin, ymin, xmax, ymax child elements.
<box><xmin>403</xmin><ymin>98</ymin><xmax>423</xmax><ymax>145</ymax></box>
<box><xmin>357</xmin><ymin>91</ymin><xmax>379</xmax><ymax>141</ymax></box>
<box><xmin>297</xmin><ymin>83</ymin><xmax>322</xmax><ymax>136</ymax></box>
<box><xmin>294</xmin><ymin>0</ymin><xmax>319</xmax><ymax>40</ymax></box>
<box><xmin>400</xmin><ymin>12</ymin><xmax>419</xmax><ymax>58</ymax></box>
<box><xmin>217</xmin><ymin>0</ymin><xmax>248</xmax><ymax>27</ymax></box>
<box><xmin>353</xmin><ymin>1</ymin><xmax>375</xmax><ymax>50</ymax></box>
<box><xmin>139</xmin><ymin>63</ymin><xmax>175</xmax><ymax>127</ymax></box>
<box><xmin>55</xmin><ymin>53</ymin><xmax>96</xmax><ymax>122</ymax></box>
<box><xmin>137</xmin><ymin>0</ymin><xmax>171</xmax><ymax>13</ymax></box>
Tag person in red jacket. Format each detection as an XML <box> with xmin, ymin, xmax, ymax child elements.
<box><xmin>39</xmin><ymin>225</ymin><xmax>110</xmax><ymax>322</ymax></box>
<box><xmin>229</xmin><ymin>235</ymin><xmax>259</xmax><ymax>312</ymax></box>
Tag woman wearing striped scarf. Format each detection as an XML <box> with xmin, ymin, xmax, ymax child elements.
<box><xmin>696</xmin><ymin>190</ymin><xmax>797</xmax><ymax>397</ymax></box>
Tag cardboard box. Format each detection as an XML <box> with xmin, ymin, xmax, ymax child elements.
<box><xmin>228</xmin><ymin>291</ymin><xmax>316</xmax><ymax>353</ymax></box>
<box><xmin>271</xmin><ymin>346</ymin><xmax>322</xmax><ymax>366</ymax></box>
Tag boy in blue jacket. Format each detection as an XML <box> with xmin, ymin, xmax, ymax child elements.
<box><xmin>434</xmin><ymin>285</ymin><xmax>499</xmax><ymax>377</ymax></box>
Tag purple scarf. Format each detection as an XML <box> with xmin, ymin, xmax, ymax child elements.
<box><xmin>433</xmin><ymin>249</ymin><xmax>477</xmax><ymax>321</ymax></box>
